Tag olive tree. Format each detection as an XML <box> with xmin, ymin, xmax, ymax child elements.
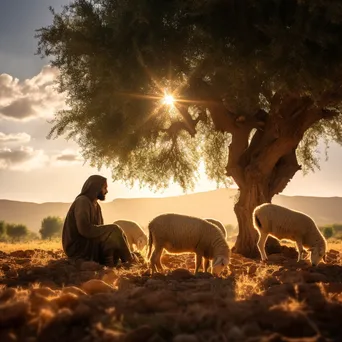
<box><xmin>36</xmin><ymin>0</ymin><xmax>342</xmax><ymax>257</ymax></box>
<box><xmin>6</xmin><ymin>223</ymin><xmax>28</xmax><ymax>242</ymax></box>
<box><xmin>40</xmin><ymin>216</ymin><xmax>64</xmax><ymax>240</ymax></box>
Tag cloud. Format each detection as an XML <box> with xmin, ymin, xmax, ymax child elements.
<box><xmin>0</xmin><ymin>132</ymin><xmax>31</xmax><ymax>144</ymax></box>
<box><xmin>0</xmin><ymin>74</ymin><xmax>20</xmax><ymax>100</ymax></box>
<box><xmin>52</xmin><ymin>149</ymin><xmax>84</xmax><ymax>166</ymax></box>
<box><xmin>0</xmin><ymin>146</ymin><xmax>49</xmax><ymax>171</ymax></box>
<box><xmin>0</xmin><ymin>98</ymin><xmax>38</xmax><ymax>119</ymax></box>
<box><xmin>0</xmin><ymin>146</ymin><xmax>84</xmax><ymax>171</ymax></box>
<box><xmin>0</xmin><ymin>65</ymin><xmax>66</xmax><ymax>121</ymax></box>
<box><xmin>57</xmin><ymin>154</ymin><xmax>82</xmax><ymax>162</ymax></box>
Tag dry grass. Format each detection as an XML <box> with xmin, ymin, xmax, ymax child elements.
<box><xmin>1</xmin><ymin>238</ymin><xmax>341</xmax><ymax>253</ymax></box>
<box><xmin>0</xmin><ymin>240</ymin><xmax>62</xmax><ymax>253</ymax></box>
<box><xmin>235</xmin><ymin>263</ymin><xmax>281</xmax><ymax>300</ymax></box>
<box><xmin>30</xmin><ymin>250</ymin><xmax>56</xmax><ymax>266</ymax></box>
<box><xmin>326</xmin><ymin>239</ymin><xmax>342</xmax><ymax>251</ymax></box>
<box><xmin>271</xmin><ymin>296</ymin><xmax>307</xmax><ymax>313</ymax></box>
<box><xmin>1</xmin><ymin>240</ymin><xmax>342</xmax><ymax>341</ymax></box>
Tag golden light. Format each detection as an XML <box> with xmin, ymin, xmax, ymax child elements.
<box><xmin>163</xmin><ymin>93</ymin><xmax>175</xmax><ymax>106</ymax></box>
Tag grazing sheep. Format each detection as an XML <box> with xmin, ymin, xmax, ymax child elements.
<box><xmin>113</xmin><ymin>220</ymin><xmax>147</xmax><ymax>251</ymax></box>
<box><xmin>147</xmin><ymin>213</ymin><xmax>230</xmax><ymax>275</ymax></box>
<box><xmin>253</xmin><ymin>203</ymin><xmax>327</xmax><ymax>266</ymax></box>
<box><xmin>204</xmin><ymin>218</ymin><xmax>227</xmax><ymax>239</ymax></box>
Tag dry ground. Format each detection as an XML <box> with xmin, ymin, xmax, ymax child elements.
<box><xmin>1</xmin><ymin>240</ymin><xmax>342</xmax><ymax>342</ymax></box>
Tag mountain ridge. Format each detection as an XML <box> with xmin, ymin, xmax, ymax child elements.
<box><xmin>1</xmin><ymin>188</ymin><xmax>342</xmax><ymax>232</ymax></box>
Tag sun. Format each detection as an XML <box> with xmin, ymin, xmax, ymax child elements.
<box><xmin>163</xmin><ymin>93</ymin><xmax>175</xmax><ymax>106</ymax></box>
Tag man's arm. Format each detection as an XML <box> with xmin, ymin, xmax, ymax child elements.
<box><xmin>74</xmin><ymin>196</ymin><xmax>113</xmax><ymax>238</ymax></box>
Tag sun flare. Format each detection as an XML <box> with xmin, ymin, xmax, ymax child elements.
<box><xmin>163</xmin><ymin>93</ymin><xmax>175</xmax><ymax>106</ymax></box>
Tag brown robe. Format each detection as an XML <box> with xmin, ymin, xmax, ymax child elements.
<box><xmin>62</xmin><ymin>175</ymin><xmax>133</xmax><ymax>265</ymax></box>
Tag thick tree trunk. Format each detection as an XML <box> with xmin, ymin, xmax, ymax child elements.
<box><xmin>202</xmin><ymin>91</ymin><xmax>339</xmax><ymax>259</ymax></box>
<box><xmin>232</xmin><ymin>174</ymin><xmax>281</xmax><ymax>258</ymax></box>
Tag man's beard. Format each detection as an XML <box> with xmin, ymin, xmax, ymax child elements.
<box><xmin>97</xmin><ymin>192</ymin><xmax>106</xmax><ymax>201</ymax></box>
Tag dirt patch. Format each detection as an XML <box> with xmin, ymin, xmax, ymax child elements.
<box><xmin>0</xmin><ymin>247</ymin><xmax>342</xmax><ymax>341</ymax></box>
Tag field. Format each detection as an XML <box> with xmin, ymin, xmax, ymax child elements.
<box><xmin>1</xmin><ymin>241</ymin><xmax>342</xmax><ymax>342</ymax></box>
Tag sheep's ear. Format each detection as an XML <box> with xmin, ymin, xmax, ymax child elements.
<box><xmin>212</xmin><ymin>257</ymin><xmax>223</xmax><ymax>267</ymax></box>
<box><xmin>213</xmin><ymin>256</ymin><xmax>229</xmax><ymax>267</ymax></box>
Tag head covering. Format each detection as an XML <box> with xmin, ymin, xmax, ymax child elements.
<box><xmin>77</xmin><ymin>175</ymin><xmax>107</xmax><ymax>201</ymax></box>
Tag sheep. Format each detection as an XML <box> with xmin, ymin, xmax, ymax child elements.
<box><xmin>204</xmin><ymin>218</ymin><xmax>227</xmax><ymax>239</ymax></box>
<box><xmin>113</xmin><ymin>219</ymin><xmax>147</xmax><ymax>251</ymax></box>
<box><xmin>147</xmin><ymin>213</ymin><xmax>230</xmax><ymax>275</ymax></box>
<box><xmin>252</xmin><ymin>203</ymin><xmax>327</xmax><ymax>266</ymax></box>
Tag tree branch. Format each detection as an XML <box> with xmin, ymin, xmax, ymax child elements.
<box><xmin>269</xmin><ymin>148</ymin><xmax>302</xmax><ymax>197</ymax></box>
<box><xmin>225</xmin><ymin>128</ymin><xmax>251</xmax><ymax>188</ymax></box>
<box><xmin>245</xmin><ymin>95</ymin><xmax>315</xmax><ymax>176</ymax></box>
<box><xmin>187</xmin><ymin>77</ymin><xmax>239</xmax><ymax>132</ymax></box>
<box><xmin>162</xmin><ymin>121</ymin><xmax>196</xmax><ymax>137</ymax></box>
<box><xmin>186</xmin><ymin>72</ymin><xmax>272</xmax><ymax>189</ymax></box>
<box><xmin>243</xmin><ymin>92</ymin><xmax>341</xmax><ymax>184</ymax></box>
<box><xmin>173</xmin><ymin>104</ymin><xmax>204</xmax><ymax>137</ymax></box>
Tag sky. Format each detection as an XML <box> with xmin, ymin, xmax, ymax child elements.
<box><xmin>0</xmin><ymin>0</ymin><xmax>341</xmax><ymax>204</ymax></box>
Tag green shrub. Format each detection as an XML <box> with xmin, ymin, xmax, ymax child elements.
<box><xmin>323</xmin><ymin>226</ymin><xmax>334</xmax><ymax>239</ymax></box>
<box><xmin>39</xmin><ymin>216</ymin><xmax>63</xmax><ymax>240</ymax></box>
<box><xmin>6</xmin><ymin>223</ymin><xmax>29</xmax><ymax>242</ymax></box>
<box><xmin>332</xmin><ymin>224</ymin><xmax>342</xmax><ymax>234</ymax></box>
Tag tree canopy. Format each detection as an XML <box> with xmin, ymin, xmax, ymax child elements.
<box><xmin>6</xmin><ymin>224</ymin><xmax>29</xmax><ymax>242</ymax></box>
<box><xmin>40</xmin><ymin>216</ymin><xmax>64</xmax><ymax>240</ymax></box>
<box><xmin>0</xmin><ymin>221</ymin><xmax>6</xmax><ymax>236</ymax></box>
<box><xmin>36</xmin><ymin>0</ymin><xmax>342</xmax><ymax>256</ymax></box>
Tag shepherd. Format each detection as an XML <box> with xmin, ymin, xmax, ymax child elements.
<box><xmin>62</xmin><ymin>174</ymin><xmax>136</xmax><ymax>267</ymax></box>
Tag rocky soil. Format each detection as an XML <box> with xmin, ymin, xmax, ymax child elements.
<box><xmin>1</xmin><ymin>246</ymin><xmax>342</xmax><ymax>341</ymax></box>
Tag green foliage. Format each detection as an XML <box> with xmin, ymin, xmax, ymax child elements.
<box><xmin>27</xmin><ymin>231</ymin><xmax>40</xmax><ymax>241</ymax></box>
<box><xmin>0</xmin><ymin>221</ymin><xmax>7</xmax><ymax>242</ymax></box>
<box><xmin>225</xmin><ymin>224</ymin><xmax>237</xmax><ymax>236</ymax></box>
<box><xmin>0</xmin><ymin>221</ymin><xmax>6</xmax><ymax>236</ymax></box>
<box><xmin>332</xmin><ymin>223</ymin><xmax>342</xmax><ymax>234</ymax></box>
<box><xmin>196</xmin><ymin>120</ymin><xmax>232</xmax><ymax>187</ymax></box>
<box><xmin>323</xmin><ymin>226</ymin><xmax>333</xmax><ymax>239</ymax></box>
<box><xmin>39</xmin><ymin>216</ymin><xmax>64</xmax><ymax>240</ymax></box>
<box><xmin>6</xmin><ymin>223</ymin><xmax>29</xmax><ymax>241</ymax></box>
<box><xmin>36</xmin><ymin>0</ymin><xmax>342</xmax><ymax>191</ymax></box>
<box><xmin>319</xmin><ymin>223</ymin><xmax>342</xmax><ymax>240</ymax></box>
<box><xmin>297</xmin><ymin>116</ymin><xmax>342</xmax><ymax>174</ymax></box>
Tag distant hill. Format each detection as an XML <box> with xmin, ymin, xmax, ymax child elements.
<box><xmin>1</xmin><ymin>188</ymin><xmax>342</xmax><ymax>233</ymax></box>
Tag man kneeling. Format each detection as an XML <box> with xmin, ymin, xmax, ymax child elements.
<box><xmin>62</xmin><ymin>174</ymin><xmax>135</xmax><ymax>267</ymax></box>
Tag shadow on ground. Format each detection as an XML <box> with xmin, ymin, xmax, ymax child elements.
<box><xmin>0</xmin><ymin>246</ymin><xmax>342</xmax><ymax>341</ymax></box>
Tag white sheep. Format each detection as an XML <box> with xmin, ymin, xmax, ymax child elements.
<box><xmin>252</xmin><ymin>203</ymin><xmax>327</xmax><ymax>266</ymax></box>
<box><xmin>204</xmin><ymin>218</ymin><xmax>227</xmax><ymax>239</ymax></box>
<box><xmin>147</xmin><ymin>213</ymin><xmax>230</xmax><ymax>275</ymax></box>
<box><xmin>113</xmin><ymin>219</ymin><xmax>147</xmax><ymax>251</ymax></box>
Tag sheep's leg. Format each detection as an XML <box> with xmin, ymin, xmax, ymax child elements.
<box><xmin>155</xmin><ymin>249</ymin><xmax>164</xmax><ymax>272</ymax></box>
<box><xmin>195</xmin><ymin>254</ymin><xmax>203</xmax><ymax>274</ymax></box>
<box><xmin>150</xmin><ymin>251</ymin><xmax>158</xmax><ymax>274</ymax></box>
<box><xmin>257</xmin><ymin>232</ymin><xmax>269</xmax><ymax>261</ymax></box>
<box><xmin>203</xmin><ymin>258</ymin><xmax>210</xmax><ymax>272</ymax></box>
<box><xmin>151</xmin><ymin>246</ymin><xmax>163</xmax><ymax>273</ymax></box>
<box><xmin>296</xmin><ymin>240</ymin><xmax>304</xmax><ymax>262</ymax></box>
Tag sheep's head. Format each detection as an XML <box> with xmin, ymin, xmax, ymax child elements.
<box><xmin>212</xmin><ymin>256</ymin><xmax>229</xmax><ymax>276</ymax></box>
<box><xmin>137</xmin><ymin>235</ymin><xmax>147</xmax><ymax>250</ymax></box>
<box><xmin>309</xmin><ymin>244</ymin><xmax>326</xmax><ymax>266</ymax></box>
